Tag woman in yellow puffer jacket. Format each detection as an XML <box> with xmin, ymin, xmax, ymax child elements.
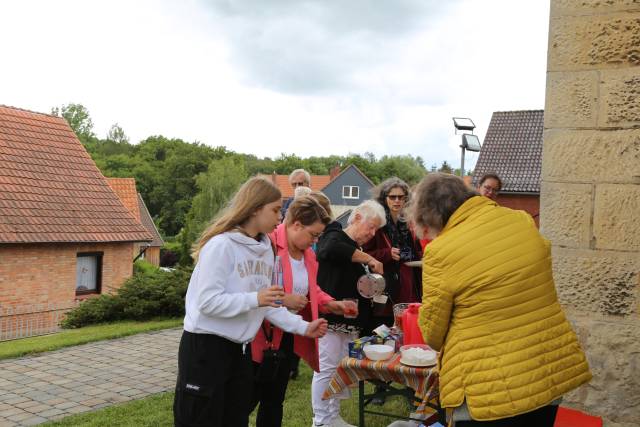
<box><xmin>408</xmin><ymin>173</ymin><xmax>591</xmax><ymax>426</ymax></box>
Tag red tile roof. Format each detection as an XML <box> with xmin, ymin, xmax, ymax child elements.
<box><xmin>107</xmin><ymin>178</ymin><xmax>164</xmax><ymax>247</ymax></box>
<box><xmin>137</xmin><ymin>193</ymin><xmax>164</xmax><ymax>247</ymax></box>
<box><xmin>261</xmin><ymin>174</ymin><xmax>332</xmax><ymax>199</ymax></box>
<box><xmin>472</xmin><ymin>110</ymin><xmax>543</xmax><ymax>194</ymax></box>
<box><xmin>0</xmin><ymin>105</ymin><xmax>152</xmax><ymax>244</ymax></box>
<box><xmin>107</xmin><ymin>178</ymin><xmax>140</xmax><ymax>221</ymax></box>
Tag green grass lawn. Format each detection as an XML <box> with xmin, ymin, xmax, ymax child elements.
<box><xmin>0</xmin><ymin>318</ymin><xmax>183</xmax><ymax>360</ymax></box>
<box><xmin>44</xmin><ymin>363</ymin><xmax>419</xmax><ymax>427</ymax></box>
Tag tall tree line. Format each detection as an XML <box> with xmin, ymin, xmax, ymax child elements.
<box><xmin>53</xmin><ymin>104</ymin><xmax>456</xmax><ymax>255</ymax></box>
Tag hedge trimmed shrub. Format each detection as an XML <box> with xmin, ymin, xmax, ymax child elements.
<box><xmin>133</xmin><ymin>259</ymin><xmax>159</xmax><ymax>275</ymax></box>
<box><xmin>61</xmin><ymin>267</ymin><xmax>192</xmax><ymax>328</ymax></box>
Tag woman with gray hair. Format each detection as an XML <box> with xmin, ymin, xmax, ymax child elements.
<box><xmin>310</xmin><ymin>200</ymin><xmax>385</xmax><ymax>427</ymax></box>
<box><xmin>409</xmin><ymin>173</ymin><xmax>591</xmax><ymax>426</ymax></box>
<box><xmin>364</xmin><ymin>177</ymin><xmax>423</xmax><ymax>317</ymax></box>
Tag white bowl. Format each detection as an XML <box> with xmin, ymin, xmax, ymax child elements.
<box><xmin>363</xmin><ymin>344</ymin><xmax>395</xmax><ymax>361</ymax></box>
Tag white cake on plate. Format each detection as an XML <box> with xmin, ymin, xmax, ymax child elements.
<box><xmin>400</xmin><ymin>346</ymin><xmax>437</xmax><ymax>366</ymax></box>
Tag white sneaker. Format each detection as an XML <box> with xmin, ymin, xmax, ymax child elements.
<box><xmin>311</xmin><ymin>415</ymin><xmax>356</xmax><ymax>427</ymax></box>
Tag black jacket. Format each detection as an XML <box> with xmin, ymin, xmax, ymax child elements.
<box><xmin>316</xmin><ymin>221</ymin><xmax>371</xmax><ymax>330</ymax></box>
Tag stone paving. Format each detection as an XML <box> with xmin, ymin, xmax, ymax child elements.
<box><xmin>0</xmin><ymin>328</ymin><xmax>182</xmax><ymax>426</ymax></box>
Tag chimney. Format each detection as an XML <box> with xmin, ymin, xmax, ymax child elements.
<box><xmin>329</xmin><ymin>164</ymin><xmax>341</xmax><ymax>180</ymax></box>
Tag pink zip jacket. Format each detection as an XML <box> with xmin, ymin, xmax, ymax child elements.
<box><xmin>251</xmin><ymin>223</ymin><xmax>335</xmax><ymax>372</ymax></box>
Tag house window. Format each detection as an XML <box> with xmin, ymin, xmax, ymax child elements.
<box><xmin>342</xmin><ymin>185</ymin><xmax>359</xmax><ymax>199</ymax></box>
<box><xmin>76</xmin><ymin>252</ymin><xmax>103</xmax><ymax>295</ymax></box>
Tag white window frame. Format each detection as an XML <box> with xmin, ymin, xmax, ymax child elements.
<box><xmin>76</xmin><ymin>252</ymin><xmax>103</xmax><ymax>295</ymax></box>
<box><xmin>342</xmin><ymin>185</ymin><xmax>360</xmax><ymax>199</ymax></box>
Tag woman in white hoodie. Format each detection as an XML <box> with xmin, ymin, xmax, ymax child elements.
<box><xmin>173</xmin><ymin>177</ymin><xmax>328</xmax><ymax>427</ymax></box>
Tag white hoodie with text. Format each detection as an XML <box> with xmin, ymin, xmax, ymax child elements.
<box><xmin>183</xmin><ymin>231</ymin><xmax>308</xmax><ymax>343</ymax></box>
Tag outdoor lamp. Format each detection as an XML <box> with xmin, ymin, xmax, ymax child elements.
<box><xmin>452</xmin><ymin>117</ymin><xmax>481</xmax><ymax>177</ymax></box>
<box><xmin>462</xmin><ymin>134</ymin><xmax>481</xmax><ymax>152</ymax></box>
<box><xmin>453</xmin><ymin>117</ymin><xmax>476</xmax><ymax>132</ymax></box>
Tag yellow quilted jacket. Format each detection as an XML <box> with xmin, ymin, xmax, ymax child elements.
<box><xmin>419</xmin><ymin>196</ymin><xmax>591</xmax><ymax>421</ymax></box>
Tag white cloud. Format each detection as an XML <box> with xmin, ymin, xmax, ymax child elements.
<box><xmin>0</xmin><ymin>0</ymin><xmax>549</xmax><ymax>171</ymax></box>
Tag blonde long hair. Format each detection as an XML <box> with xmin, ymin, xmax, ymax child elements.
<box><xmin>192</xmin><ymin>177</ymin><xmax>281</xmax><ymax>261</ymax></box>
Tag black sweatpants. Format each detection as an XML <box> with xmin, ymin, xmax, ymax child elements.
<box><xmin>456</xmin><ymin>404</ymin><xmax>558</xmax><ymax>427</ymax></box>
<box><xmin>250</xmin><ymin>333</ymin><xmax>294</xmax><ymax>427</ymax></box>
<box><xmin>173</xmin><ymin>331</ymin><xmax>253</xmax><ymax>427</ymax></box>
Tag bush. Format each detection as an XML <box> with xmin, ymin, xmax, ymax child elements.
<box><xmin>61</xmin><ymin>295</ymin><xmax>124</xmax><ymax>328</ymax></box>
<box><xmin>61</xmin><ymin>267</ymin><xmax>192</xmax><ymax>329</ymax></box>
<box><xmin>134</xmin><ymin>259</ymin><xmax>158</xmax><ymax>275</ymax></box>
<box><xmin>159</xmin><ymin>248</ymin><xmax>179</xmax><ymax>267</ymax></box>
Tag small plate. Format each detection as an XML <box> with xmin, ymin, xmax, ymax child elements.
<box><xmin>400</xmin><ymin>357</ymin><xmax>436</xmax><ymax>367</ymax></box>
<box><xmin>404</xmin><ymin>261</ymin><xmax>422</xmax><ymax>268</ymax></box>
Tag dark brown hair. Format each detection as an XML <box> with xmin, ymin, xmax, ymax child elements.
<box><xmin>371</xmin><ymin>177</ymin><xmax>410</xmax><ymax>209</ymax></box>
<box><xmin>408</xmin><ymin>173</ymin><xmax>478</xmax><ymax>233</ymax></box>
<box><xmin>479</xmin><ymin>173</ymin><xmax>502</xmax><ymax>191</ymax></box>
<box><xmin>285</xmin><ymin>195</ymin><xmax>331</xmax><ymax>227</ymax></box>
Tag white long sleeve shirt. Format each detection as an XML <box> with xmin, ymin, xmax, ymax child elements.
<box><xmin>183</xmin><ymin>231</ymin><xmax>309</xmax><ymax>343</ymax></box>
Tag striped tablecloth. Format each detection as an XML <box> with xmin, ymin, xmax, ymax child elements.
<box><xmin>322</xmin><ymin>353</ymin><xmax>440</xmax><ymax>416</ymax></box>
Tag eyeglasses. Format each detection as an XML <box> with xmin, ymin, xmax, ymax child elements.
<box><xmin>291</xmin><ymin>182</ymin><xmax>306</xmax><ymax>187</ymax></box>
<box><xmin>304</xmin><ymin>227</ymin><xmax>323</xmax><ymax>240</ymax></box>
<box><xmin>481</xmin><ymin>185</ymin><xmax>499</xmax><ymax>194</ymax></box>
<box><xmin>387</xmin><ymin>194</ymin><xmax>406</xmax><ymax>201</ymax></box>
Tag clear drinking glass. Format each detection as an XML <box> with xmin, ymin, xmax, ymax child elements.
<box><xmin>342</xmin><ymin>298</ymin><xmax>359</xmax><ymax>319</ymax></box>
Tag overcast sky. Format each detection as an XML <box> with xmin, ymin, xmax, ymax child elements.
<box><xmin>0</xmin><ymin>0</ymin><xmax>550</xmax><ymax>170</ymax></box>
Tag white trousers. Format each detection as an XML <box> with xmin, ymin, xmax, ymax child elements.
<box><xmin>311</xmin><ymin>330</ymin><xmax>357</xmax><ymax>425</ymax></box>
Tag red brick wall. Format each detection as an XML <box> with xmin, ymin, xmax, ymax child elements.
<box><xmin>496</xmin><ymin>194</ymin><xmax>540</xmax><ymax>227</ymax></box>
<box><xmin>0</xmin><ymin>242</ymin><xmax>135</xmax><ymax>337</ymax></box>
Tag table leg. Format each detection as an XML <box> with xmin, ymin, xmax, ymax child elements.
<box><xmin>358</xmin><ymin>380</ymin><xmax>365</xmax><ymax>427</ymax></box>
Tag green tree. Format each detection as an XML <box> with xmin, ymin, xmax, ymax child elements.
<box><xmin>178</xmin><ymin>157</ymin><xmax>248</xmax><ymax>264</ymax></box>
<box><xmin>377</xmin><ymin>155</ymin><xmax>427</xmax><ymax>185</ymax></box>
<box><xmin>132</xmin><ymin>136</ymin><xmax>229</xmax><ymax>236</ymax></box>
<box><xmin>107</xmin><ymin>123</ymin><xmax>129</xmax><ymax>144</ymax></box>
<box><xmin>438</xmin><ymin>161</ymin><xmax>453</xmax><ymax>174</ymax></box>
<box><xmin>51</xmin><ymin>103</ymin><xmax>95</xmax><ymax>144</ymax></box>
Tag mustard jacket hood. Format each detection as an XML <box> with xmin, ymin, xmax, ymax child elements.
<box><xmin>419</xmin><ymin>196</ymin><xmax>591</xmax><ymax>421</ymax></box>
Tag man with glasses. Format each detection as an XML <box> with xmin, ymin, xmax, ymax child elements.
<box><xmin>281</xmin><ymin>169</ymin><xmax>312</xmax><ymax>219</ymax></box>
<box><xmin>477</xmin><ymin>173</ymin><xmax>502</xmax><ymax>201</ymax></box>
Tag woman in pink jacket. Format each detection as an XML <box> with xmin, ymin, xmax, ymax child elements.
<box><xmin>250</xmin><ymin>195</ymin><xmax>355</xmax><ymax>427</ymax></box>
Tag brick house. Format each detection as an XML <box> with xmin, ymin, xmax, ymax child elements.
<box><xmin>107</xmin><ymin>178</ymin><xmax>164</xmax><ymax>266</ymax></box>
<box><xmin>472</xmin><ymin>110</ymin><xmax>543</xmax><ymax>227</ymax></box>
<box><xmin>0</xmin><ymin>105</ymin><xmax>152</xmax><ymax>338</ymax></box>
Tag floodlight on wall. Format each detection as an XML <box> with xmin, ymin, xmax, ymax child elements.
<box><xmin>452</xmin><ymin>117</ymin><xmax>481</xmax><ymax>177</ymax></box>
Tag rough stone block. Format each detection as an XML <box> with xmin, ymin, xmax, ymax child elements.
<box><xmin>540</xmin><ymin>182</ymin><xmax>592</xmax><ymax>248</ymax></box>
<box><xmin>599</xmin><ymin>68</ymin><xmax>640</xmax><ymax>127</ymax></box>
<box><xmin>552</xmin><ymin>0</ymin><xmax>640</xmax><ymax>16</ymax></box>
<box><xmin>542</xmin><ymin>129</ymin><xmax>640</xmax><ymax>182</ymax></box>
<box><xmin>552</xmin><ymin>247</ymin><xmax>639</xmax><ymax>316</ymax></box>
<box><xmin>562</xmin><ymin>314</ymin><xmax>640</xmax><ymax>425</ymax></box>
<box><xmin>548</xmin><ymin>13</ymin><xmax>640</xmax><ymax>70</ymax></box>
<box><xmin>545</xmin><ymin>71</ymin><xmax>598</xmax><ymax>128</ymax></box>
<box><xmin>593</xmin><ymin>184</ymin><xmax>640</xmax><ymax>251</ymax></box>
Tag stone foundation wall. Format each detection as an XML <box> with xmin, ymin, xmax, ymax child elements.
<box><xmin>543</xmin><ymin>1</ymin><xmax>640</xmax><ymax>426</ymax></box>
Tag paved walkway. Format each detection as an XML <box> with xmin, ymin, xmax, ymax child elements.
<box><xmin>0</xmin><ymin>328</ymin><xmax>182</xmax><ymax>426</ymax></box>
